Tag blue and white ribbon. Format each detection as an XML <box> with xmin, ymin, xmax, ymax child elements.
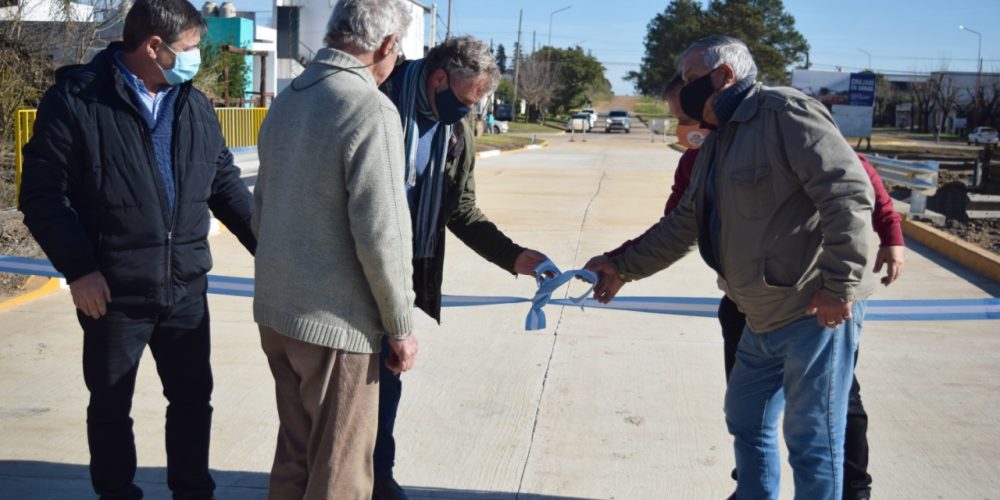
<box><xmin>524</xmin><ymin>260</ymin><xmax>597</xmax><ymax>331</ymax></box>
<box><xmin>3</xmin><ymin>255</ymin><xmax>999</xmax><ymax>324</ymax></box>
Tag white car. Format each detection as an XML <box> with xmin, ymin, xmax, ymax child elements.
<box><xmin>580</xmin><ymin>108</ymin><xmax>598</xmax><ymax>128</ymax></box>
<box><xmin>566</xmin><ymin>113</ymin><xmax>592</xmax><ymax>132</ymax></box>
<box><xmin>491</xmin><ymin>120</ymin><xmax>509</xmax><ymax>134</ymax></box>
<box><xmin>968</xmin><ymin>126</ymin><xmax>999</xmax><ymax>145</ymax></box>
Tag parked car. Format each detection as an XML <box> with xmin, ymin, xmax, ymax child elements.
<box><xmin>968</xmin><ymin>126</ymin><xmax>999</xmax><ymax>145</ymax></box>
<box><xmin>566</xmin><ymin>112</ymin><xmax>592</xmax><ymax>132</ymax></box>
<box><xmin>605</xmin><ymin>109</ymin><xmax>631</xmax><ymax>133</ymax></box>
<box><xmin>491</xmin><ymin>120</ymin><xmax>509</xmax><ymax>134</ymax></box>
<box><xmin>580</xmin><ymin>108</ymin><xmax>598</xmax><ymax>128</ymax></box>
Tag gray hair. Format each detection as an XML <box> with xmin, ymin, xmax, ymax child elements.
<box><xmin>425</xmin><ymin>36</ymin><xmax>501</xmax><ymax>93</ymax></box>
<box><xmin>324</xmin><ymin>0</ymin><xmax>412</xmax><ymax>52</ymax></box>
<box><xmin>678</xmin><ymin>35</ymin><xmax>758</xmax><ymax>81</ymax></box>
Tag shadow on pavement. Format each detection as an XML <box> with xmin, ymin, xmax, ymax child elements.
<box><xmin>0</xmin><ymin>461</ymin><xmax>597</xmax><ymax>499</ymax></box>
<box><xmin>905</xmin><ymin>237</ymin><xmax>1000</xmax><ymax>296</ymax></box>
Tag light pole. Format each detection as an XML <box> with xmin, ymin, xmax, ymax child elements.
<box><xmin>959</xmin><ymin>25</ymin><xmax>983</xmax><ymax>75</ymax></box>
<box><xmin>857</xmin><ymin>48</ymin><xmax>871</xmax><ymax>70</ymax></box>
<box><xmin>547</xmin><ymin>5</ymin><xmax>572</xmax><ymax>49</ymax></box>
<box><xmin>958</xmin><ymin>24</ymin><xmax>983</xmax><ymax>125</ymax></box>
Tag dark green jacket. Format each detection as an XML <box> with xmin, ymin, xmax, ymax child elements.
<box><xmin>413</xmin><ymin>118</ymin><xmax>524</xmax><ymax>321</ymax></box>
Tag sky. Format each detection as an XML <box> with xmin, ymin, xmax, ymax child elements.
<box><xmin>228</xmin><ymin>0</ymin><xmax>1000</xmax><ymax>95</ymax></box>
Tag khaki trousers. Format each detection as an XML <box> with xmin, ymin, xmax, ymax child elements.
<box><xmin>259</xmin><ymin>325</ymin><xmax>379</xmax><ymax>500</ymax></box>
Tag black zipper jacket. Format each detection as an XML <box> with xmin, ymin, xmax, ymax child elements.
<box><xmin>19</xmin><ymin>43</ymin><xmax>256</xmax><ymax>308</ymax></box>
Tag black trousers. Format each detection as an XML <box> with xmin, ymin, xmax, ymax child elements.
<box><xmin>374</xmin><ymin>335</ymin><xmax>402</xmax><ymax>477</ymax></box>
<box><xmin>79</xmin><ymin>291</ymin><xmax>216</xmax><ymax>500</ymax></box>
<box><xmin>719</xmin><ymin>295</ymin><xmax>872</xmax><ymax>499</ymax></box>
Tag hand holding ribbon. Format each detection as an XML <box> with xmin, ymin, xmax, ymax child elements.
<box><xmin>525</xmin><ymin>259</ymin><xmax>598</xmax><ymax>331</ymax></box>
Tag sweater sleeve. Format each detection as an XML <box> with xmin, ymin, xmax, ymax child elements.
<box><xmin>343</xmin><ymin>104</ymin><xmax>416</xmax><ymax>337</ymax></box>
<box><xmin>19</xmin><ymin>86</ymin><xmax>99</xmax><ymax>283</ymax></box>
<box><xmin>857</xmin><ymin>154</ymin><xmax>904</xmax><ymax>247</ymax></box>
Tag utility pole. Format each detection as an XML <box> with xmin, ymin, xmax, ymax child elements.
<box><xmin>446</xmin><ymin>0</ymin><xmax>452</xmax><ymax>40</ymax></box>
<box><xmin>513</xmin><ymin>9</ymin><xmax>522</xmax><ymax>109</ymax></box>
<box><xmin>532</xmin><ymin>31</ymin><xmax>536</xmax><ymax>56</ymax></box>
<box><xmin>428</xmin><ymin>3</ymin><xmax>437</xmax><ymax>49</ymax></box>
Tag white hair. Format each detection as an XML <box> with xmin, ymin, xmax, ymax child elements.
<box><xmin>324</xmin><ymin>0</ymin><xmax>412</xmax><ymax>52</ymax></box>
<box><xmin>678</xmin><ymin>35</ymin><xmax>758</xmax><ymax>81</ymax></box>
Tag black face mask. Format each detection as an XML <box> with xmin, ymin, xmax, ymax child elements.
<box><xmin>679</xmin><ymin>70</ymin><xmax>719</xmax><ymax>122</ymax></box>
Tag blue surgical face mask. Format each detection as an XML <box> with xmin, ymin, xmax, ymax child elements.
<box><xmin>159</xmin><ymin>44</ymin><xmax>201</xmax><ymax>86</ymax></box>
<box><xmin>435</xmin><ymin>74</ymin><xmax>472</xmax><ymax>125</ymax></box>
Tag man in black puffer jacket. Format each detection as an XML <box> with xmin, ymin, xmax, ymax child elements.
<box><xmin>18</xmin><ymin>0</ymin><xmax>255</xmax><ymax>498</ymax></box>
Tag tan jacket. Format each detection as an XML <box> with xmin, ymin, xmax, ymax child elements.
<box><xmin>611</xmin><ymin>84</ymin><xmax>876</xmax><ymax>333</ymax></box>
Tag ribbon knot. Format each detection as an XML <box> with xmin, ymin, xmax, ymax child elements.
<box><xmin>524</xmin><ymin>259</ymin><xmax>598</xmax><ymax>331</ymax></box>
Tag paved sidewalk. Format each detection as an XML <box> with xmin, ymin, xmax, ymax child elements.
<box><xmin>1</xmin><ymin>132</ymin><xmax>998</xmax><ymax>499</ymax></box>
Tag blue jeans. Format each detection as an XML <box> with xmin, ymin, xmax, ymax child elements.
<box><xmin>374</xmin><ymin>335</ymin><xmax>402</xmax><ymax>476</ymax></box>
<box><xmin>725</xmin><ymin>301</ymin><xmax>865</xmax><ymax>500</ymax></box>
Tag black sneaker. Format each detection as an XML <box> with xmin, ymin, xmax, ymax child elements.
<box><xmin>372</xmin><ymin>474</ymin><xmax>409</xmax><ymax>500</ymax></box>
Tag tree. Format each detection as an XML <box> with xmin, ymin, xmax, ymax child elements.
<box><xmin>495</xmin><ymin>43</ymin><xmax>507</xmax><ymax>74</ymax></box>
<box><xmin>517</xmin><ymin>54</ymin><xmax>559</xmax><ymax>121</ymax></box>
<box><xmin>927</xmin><ymin>72</ymin><xmax>959</xmax><ymax>139</ymax></box>
<box><xmin>537</xmin><ymin>46</ymin><xmax>610</xmax><ymax>113</ymax></box>
<box><xmin>626</xmin><ymin>0</ymin><xmax>809</xmax><ymax>95</ymax></box>
<box><xmin>625</xmin><ymin>0</ymin><xmax>703</xmax><ymax>96</ymax></box>
<box><xmin>494</xmin><ymin>77</ymin><xmax>514</xmax><ymax>103</ymax></box>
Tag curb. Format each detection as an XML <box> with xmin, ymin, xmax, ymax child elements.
<box><xmin>0</xmin><ymin>276</ymin><xmax>61</xmax><ymax>312</ymax></box>
<box><xmin>475</xmin><ymin>140</ymin><xmax>550</xmax><ymax>160</ymax></box>
<box><xmin>902</xmin><ymin>218</ymin><xmax>1000</xmax><ymax>284</ymax></box>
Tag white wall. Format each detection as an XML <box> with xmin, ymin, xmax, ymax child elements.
<box><xmin>0</xmin><ymin>0</ymin><xmax>93</xmax><ymax>22</ymax></box>
<box><xmin>272</xmin><ymin>0</ymin><xmax>428</xmax><ymax>85</ymax></box>
<box><xmin>253</xmin><ymin>25</ymin><xmax>278</xmax><ymax>104</ymax></box>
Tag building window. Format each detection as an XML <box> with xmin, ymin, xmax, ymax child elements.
<box><xmin>1</xmin><ymin>0</ymin><xmax>18</xmax><ymax>7</ymax></box>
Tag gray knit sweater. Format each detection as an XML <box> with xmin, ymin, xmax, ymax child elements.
<box><xmin>253</xmin><ymin>48</ymin><xmax>415</xmax><ymax>354</ymax></box>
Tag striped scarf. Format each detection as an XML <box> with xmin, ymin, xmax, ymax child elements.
<box><xmin>398</xmin><ymin>59</ymin><xmax>451</xmax><ymax>259</ymax></box>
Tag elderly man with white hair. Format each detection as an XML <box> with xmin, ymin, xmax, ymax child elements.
<box><xmin>253</xmin><ymin>0</ymin><xmax>417</xmax><ymax>497</ymax></box>
<box><xmin>587</xmin><ymin>35</ymin><xmax>876</xmax><ymax>500</ymax></box>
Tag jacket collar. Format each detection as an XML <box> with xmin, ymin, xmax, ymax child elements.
<box><xmin>309</xmin><ymin>47</ymin><xmax>377</xmax><ymax>87</ymax></box>
<box><xmin>729</xmin><ymin>82</ymin><xmax>764</xmax><ymax>124</ymax></box>
<box><xmin>63</xmin><ymin>42</ymin><xmax>191</xmax><ymax>111</ymax></box>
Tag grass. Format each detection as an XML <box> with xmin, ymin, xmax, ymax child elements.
<box><xmin>506</xmin><ymin>121</ymin><xmax>565</xmax><ymax>134</ymax></box>
<box><xmin>847</xmin><ymin>131</ymin><xmax>981</xmax><ymax>161</ymax></box>
<box><xmin>475</xmin><ymin>135</ymin><xmax>534</xmax><ymax>152</ymax></box>
<box><xmin>634</xmin><ymin>96</ymin><xmax>669</xmax><ymax>117</ymax></box>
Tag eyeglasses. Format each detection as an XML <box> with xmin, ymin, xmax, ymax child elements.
<box><xmin>394</xmin><ymin>40</ymin><xmax>406</xmax><ymax>67</ymax></box>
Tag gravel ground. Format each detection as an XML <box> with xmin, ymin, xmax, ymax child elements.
<box><xmin>0</xmin><ymin>212</ymin><xmax>43</xmax><ymax>298</ymax></box>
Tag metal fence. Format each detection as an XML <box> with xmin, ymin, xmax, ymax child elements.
<box><xmin>867</xmin><ymin>154</ymin><xmax>940</xmax><ymax>218</ymax></box>
<box><xmin>12</xmin><ymin>107</ymin><xmax>268</xmax><ymax>204</ymax></box>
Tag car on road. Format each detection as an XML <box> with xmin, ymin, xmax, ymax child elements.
<box><xmin>605</xmin><ymin>109</ymin><xmax>631</xmax><ymax>133</ymax></box>
<box><xmin>580</xmin><ymin>108</ymin><xmax>598</xmax><ymax>129</ymax></box>
<box><xmin>968</xmin><ymin>126</ymin><xmax>999</xmax><ymax>145</ymax></box>
<box><xmin>566</xmin><ymin>112</ymin><xmax>592</xmax><ymax>132</ymax></box>
<box><xmin>491</xmin><ymin>120</ymin><xmax>509</xmax><ymax>134</ymax></box>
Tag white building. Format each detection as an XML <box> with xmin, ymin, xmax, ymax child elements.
<box><xmin>0</xmin><ymin>0</ymin><xmax>94</xmax><ymax>22</ymax></box>
<box><xmin>271</xmin><ymin>0</ymin><xmax>432</xmax><ymax>94</ymax></box>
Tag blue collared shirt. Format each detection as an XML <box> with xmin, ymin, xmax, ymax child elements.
<box><xmin>113</xmin><ymin>51</ymin><xmax>174</xmax><ymax>127</ymax></box>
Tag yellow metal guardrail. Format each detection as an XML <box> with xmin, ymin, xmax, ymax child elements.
<box><xmin>13</xmin><ymin>109</ymin><xmax>36</xmax><ymax>206</ymax></box>
<box><xmin>13</xmin><ymin>107</ymin><xmax>268</xmax><ymax>204</ymax></box>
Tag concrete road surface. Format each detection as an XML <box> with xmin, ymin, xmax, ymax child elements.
<box><xmin>1</xmin><ymin>131</ymin><xmax>998</xmax><ymax>499</ymax></box>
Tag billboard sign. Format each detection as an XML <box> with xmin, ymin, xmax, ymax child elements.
<box><xmin>848</xmin><ymin>73</ymin><xmax>877</xmax><ymax>107</ymax></box>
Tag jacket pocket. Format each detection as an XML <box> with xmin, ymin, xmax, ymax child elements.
<box><xmin>727</xmin><ymin>165</ymin><xmax>775</xmax><ymax>220</ymax></box>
